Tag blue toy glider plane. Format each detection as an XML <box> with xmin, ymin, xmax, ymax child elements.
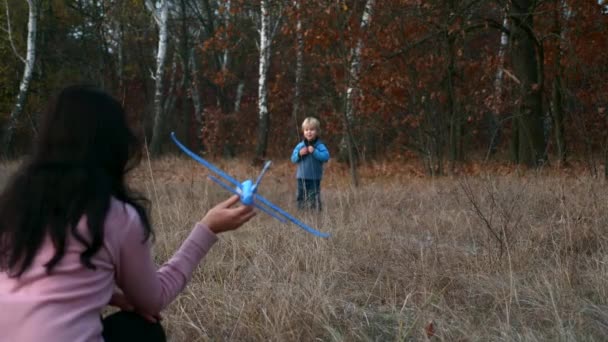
<box><xmin>170</xmin><ymin>132</ymin><xmax>330</xmax><ymax>238</ymax></box>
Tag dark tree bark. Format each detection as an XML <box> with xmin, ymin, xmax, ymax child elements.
<box><xmin>551</xmin><ymin>0</ymin><xmax>566</xmax><ymax>165</ymax></box>
<box><xmin>510</xmin><ymin>0</ymin><xmax>546</xmax><ymax>166</ymax></box>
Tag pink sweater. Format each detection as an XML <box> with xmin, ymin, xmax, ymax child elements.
<box><xmin>0</xmin><ymin>198</ymin><xmax>218</xmax><ymax>342</ymax></box>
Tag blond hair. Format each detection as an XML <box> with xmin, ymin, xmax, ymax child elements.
<box><xmin>301</xmin><ymin>117</ymin><xmax>321</xmax><ymax>133</ymax></box>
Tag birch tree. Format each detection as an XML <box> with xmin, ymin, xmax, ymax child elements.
<box><xmin>341</xmin><ymin>0</ymin><xmax>375</xmax><ymax>186</ymax></box>
<box><xmin>254</xmin><ymin>0</ymin><xmax>282</xmax><ymax>160</ymax></box>
<box><xmin>221</xmin><ymin>0</ymin><xmax>231</xmax><ymax>71</ymax></box>
<box><xmin>2</xmin><ymin>0</ymin><xmax>39</xmax><ymax>157</ymax></box>
<box><xmin>487</xmin><ymin>11</ymin><xmax>509</xmax><ymax>158</ymax></box>
<box><xmin>146</xmin><ymin>0</ymin><xmax>170</xmax><ymax>156</ymax></box>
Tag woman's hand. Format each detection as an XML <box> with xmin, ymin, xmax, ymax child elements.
<box><xmin>200</xmin><ymin>195</ymin><xmax>256</xmax><ymax>234</ymax></box>
<box><xmin>109</xmin><ymin>291</ymin><xmax>162</xmax><ymax>323</ymax></box>
<box><xmin>108</xmin><ymin>291</ymin><xmax>133</xmax><ymax>311</ymax></box>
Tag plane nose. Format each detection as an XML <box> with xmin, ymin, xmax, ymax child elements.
<box><xmin>241</xmin><ymin>195</ymin><xmax>253</xmax><ymax>206</ymax></box>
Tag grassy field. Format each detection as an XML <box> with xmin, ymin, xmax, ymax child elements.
<box><xmin>2</xmin><ymin>158</ymin><xmax>608</xmax><ymax>341</ymax></box>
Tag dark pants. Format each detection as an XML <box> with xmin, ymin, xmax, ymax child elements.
<box><xmin>297</xmin><ymin>179</ymin><xmax>322</xmax><ymax>210</ymax></box>
<box><xmin>102</xmin><ymin>311</ymin><xmax>166</xmax><ymax>342</ymax></box>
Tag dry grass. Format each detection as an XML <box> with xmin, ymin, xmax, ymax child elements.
<box><xmin>2</xmin><ymin>158</ymin><xmax>608</xmax><ymax>341</ymax></box>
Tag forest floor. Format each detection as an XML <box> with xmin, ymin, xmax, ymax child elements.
<box><xmin>1</xmin><ymin>157</ymin><xmax>608</xmax><ymax>341</ymax></box>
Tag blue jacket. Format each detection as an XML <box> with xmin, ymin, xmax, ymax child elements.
<box><xmin>290</xmin><ymin>139</ymin><xmax>330</xmax><ymax>180</ymax></box>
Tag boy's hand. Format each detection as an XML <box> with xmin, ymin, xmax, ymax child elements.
<box><xmin>299</xmin><ymin>147</ymin><xmax>308</xmax><ymax>156</ymax></box>
<box><xmin>308</xmin><ymin>146</ymin><xmax>315</xmax><ymax>153</ymax></box>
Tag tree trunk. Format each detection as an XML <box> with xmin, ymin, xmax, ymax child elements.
<box><xmin>446</xmin><ymin>32</ymin><xmax>462</xmax><ymax>170</ymax></box>
<box><xmin>510</xmin><ymin>116</ymin><xmax>520</xmax><ymax>163</ymax></box>
<box><xmin>176</xmin><ymin>0</ymin><xmax>193</xmax><ymax>146</ymax></box>
<box><xmin>117</xmin><ymin>21</ymin><xmax>125</xmax><ymax>99</ymax></box>
<box><xmin>147</xmin><ymin>0</ymin><xmax>169</xmax><ymax>156</ymax></box>
<box><xmin>162</xmin><ymin>52</ymin><xmax>183</xmax><ymax>127</ymax></box>
<box><xmin>487</xmin><ymin>12</ymin><xmax>510</xmax><ymax>159</ymax></box>
<box><xmin>235</xmin><ymin>81</ymin><xmax>245</xmax><ymax>114</ymax></box>
<box><xmin>344</xmin><ymin>0</ymin><xmax>375</xmax><ymax>126</ymax></box>
<box><xmin>2</xmin><ymin>0</ymin><xmax>39</xmax><ymax>157</ymax></box>
<box><xmin>255</xmin><ymin>0</ymin><xmax>271</xmax><ymax>160</ymax></box>
<box><xmin>222</xmin><ymin>81</ymin><xmax>244</xmax><ymax>158</ymax></box>
<box><xmin>510</xmin><ymin>0</ymin><xmax>545</xmax><ymax>166</ymax></box>
<box><xmin>551</xmin><ymin>0</ymin><xmax>566</xmax><ymax>165</ymax></box>
<box><xmin>552</xmin><ymin>76</ymin><xmax>565</xmax><ymax>163</ymax></box>
<box><xmin>222</xmin><ymin>0</ymin><xmax>231</xmax><ymax>71</ymax></box>
<box><xmin>290</xmin><ymin>0</ymin><xmax>303</xmax><ymax>142</ymax></box>
<box><xmin>342</xmin><ymin>103</ymin><xmax>359</xmax><ymax>186</ymax></box>
<box><xmin>221</xmin><ymin>0</ymin><xmax>237</xmax><ymax>158</ymax></box>
<box><xmin>189</xmin><ymin>47</ymin><xmax>204</xmax><ymax>150</ymax></box>
<box><xmin>340</xmin><ymin>0</ymin><xmax>375</xmax><ymax>185</ymax></box>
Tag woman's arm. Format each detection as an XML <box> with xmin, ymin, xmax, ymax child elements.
<box><xmin>114</xmin><ymin>215</ymin><xmax>217</xmax><ymax>314</ymax></box>
<box><xmin>112</xmin><ymin>196</ymin><xmax>254</xmax><ymax>315</ymax></box>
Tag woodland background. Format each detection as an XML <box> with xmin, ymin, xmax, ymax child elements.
<box><xmin>2</xmin><ymin>2</ymin><xmax>608</xmax><ymax>340</ymax></box>
<box><xmin>0</xmin><ymin>0</ymin><xmax>607</xmax><ymax>179</ymax></box>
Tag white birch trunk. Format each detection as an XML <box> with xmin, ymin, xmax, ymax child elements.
<box><xmin>340</xmin><ymin>0</ymin><xmax>374</xmax><ymax>185</ymax></box>
<box><xmin>2</xmin><ymin>0</ymin><xmax>38</xmax><ymax>156</ymax></box>
<box><xmin>234</xmin><ymin>81</ymin><xmax>245</xmax><ymax>114</ymax></box>
<box><xmin>486</xmin><ymin>12</ymin><xmax>509</xmax><ymax>157</ymax></box>
<box><xmin>345</xmin><ymin>0</ymin><xmax>375</xmax><ymax>125</ymax></box>
<box><xmin>146</xmin><ymin>0</ymin><xmax>169</xmax><ymax>155</ymax></box>
<box><xmin>492</xmin><ymin>15</ymin><xmax>509</xmax><ymax>113</ymax></box>
<box><xmin>255</xmin><ymin>0</ymin><xmax>271</xmax><ymax>158</ymax></box>
<box><xmin>291</xmin><ymin>0</ymin><xmax>303</xmax><ymax>139</ymax></box>
<box><xmin>222</xmin><ymin>0</ymin><xmax>231</xmax><ymax>70</ymax></box>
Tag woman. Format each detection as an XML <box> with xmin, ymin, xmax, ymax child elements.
<box><xmin>0</xmin><ymin>85</ymin><xmax>255</xmax><ymax>342</ymax></box>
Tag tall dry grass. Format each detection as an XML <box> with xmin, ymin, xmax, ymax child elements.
<box><xmin>2</xmin><ymin>158</ymin><xmax>608</xmax><ymax>341</ymax></box>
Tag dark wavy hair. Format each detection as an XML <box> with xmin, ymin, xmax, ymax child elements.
<box><xmin>0</xmin><ymin>85</ymin><xmax>152</xmax><ymax>277</ymax></box>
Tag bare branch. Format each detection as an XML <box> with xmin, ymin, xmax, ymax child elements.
<box><xmin>4</xmin><ymin>0</ymin><xmax>25</xmax><ymax>64</ymax></box>
<box><xmin>458</xmin><ymin>177</ymin><xmax>505</xmax><ymax>258</ymax></box>
<box><xmin>268</xmin><ymin>1</ymin><xmax>284</xmax><ymax>43</ymax></box>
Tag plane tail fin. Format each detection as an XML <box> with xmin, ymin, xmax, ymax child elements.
<box><xmin>253</xmin><ymin>160</ymin><xmax>272</xmax><ymax>191</ymax></box>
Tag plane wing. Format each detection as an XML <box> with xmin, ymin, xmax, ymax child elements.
<box><xmin>209</xmin><ymin>174</ymin><xmax>329</xmax><ymax>237</ymax></box>
<box><xmin>207</xmin><ymin>175</ymin><xmax>287</xmax><ymax>224</ymax></box>
<box><xmin>170</xmin><ymin>132</ymin><xmax>241</xmax><ymax>188</ymax></box>
<box><xmin>254</xmin><ymin>194</ymin><xmax>331</xmax><ymax>238</ymax></box>
<box><xmin>171</xmin><ymin>132</ymin><xmax>330</xmax><ymax>238</ymax></box>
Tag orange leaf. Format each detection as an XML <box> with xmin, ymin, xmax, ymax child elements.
<box><xmin>425</xmin><ymin>320</ymin><xmax>435</xmax><ymax>338</ymax></box>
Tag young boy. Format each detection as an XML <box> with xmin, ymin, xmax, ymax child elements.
<box><xmin>290</xmin><ymin>117</ymin><xmax>330</xmax><ymax>210</ymax></box>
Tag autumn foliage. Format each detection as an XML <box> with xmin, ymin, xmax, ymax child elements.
<box><xmin>0</xmin><ymin>0</ymin><xmax>606</xmax><ymax>174</ymax></box>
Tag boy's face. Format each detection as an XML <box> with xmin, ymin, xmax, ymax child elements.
<box><xmin>303</xmin><ymin>126</ymin><xmax>318</xmax><ymax>141</ymax></box>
